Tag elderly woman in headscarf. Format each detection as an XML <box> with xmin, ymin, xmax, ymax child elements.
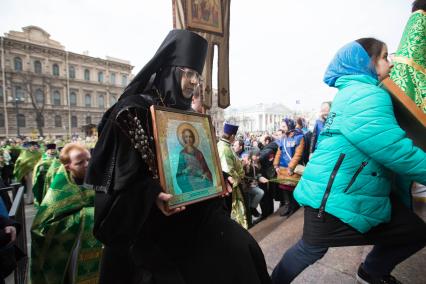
<box><xmin>86</xmin><ymin>30</ymin><xmax>270</xmax><ymax>284</ymax></box>
<box><xmin>273</xmin><ymin>118</ymin><xmax>305</xmax><ymax>217</ymax></box>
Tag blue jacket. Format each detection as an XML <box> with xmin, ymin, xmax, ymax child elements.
<box><xmin>294</xmin><ymin>41</ymin><xmax>426</xmax><ymax>233</ymax></box>
<box><xmin>276</xmin><ymin>131</ymin><xmax>304</xmax><ymax>168</ymax></box>
<box><xmin>294</xmin><ymin>74</ymin><xmax>426</xmax><ymax>233</ymax></box>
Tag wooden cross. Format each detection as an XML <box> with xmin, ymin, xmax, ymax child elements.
<box><xmin>220</xmin><ymin>88</ymin><xmax>227</xmax><ymax>97</ymax></box>
<box><xmin>205</xmin><ymin>85</ymin><xmax>211</xmax><ymax>95</ymax></box>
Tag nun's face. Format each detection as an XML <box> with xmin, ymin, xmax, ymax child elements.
<box><xmin>180</xmin><ymin>67</ymin><xmax>201</xmax><ymax>99</ymax></box>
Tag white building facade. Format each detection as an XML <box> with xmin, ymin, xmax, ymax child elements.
<box><xmin>225</xmin><ymin>103</ymin><xmax>292</xmax><ymax>133</ymax></box>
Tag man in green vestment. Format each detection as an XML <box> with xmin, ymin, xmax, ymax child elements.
<box><xmin>390</xmin><ymin>0</ymin><xmax>426</xmax><ymax>113</ymax></box>
<box><xmin>217</xmin><ymin>123</ymin><xmax>249</xmax><ymax>229</ymax></box>
<box><xmin>31</xmin><ymin>143</ymin><xmax>102</xmax><ymax>284</ymax></box>
<box><xmin>13</xmin><ymin>141</ymin><xmax>42</xmax><ymax>204</ymax></box>
<box><xmin>32</xmin><ymin>143</ymin><xmax>58</xmax><ymax>208</ymax></box>
<box><xmin>41</xmin><ymin>157</ymin><xmax>62</xmax><ymax>205</ymax></box>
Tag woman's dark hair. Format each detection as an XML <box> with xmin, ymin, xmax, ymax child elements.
<box><xmin>249</xmin><ymin>147</ymin><xmax>260</xmax><ymax>159</ymax></box>
<box><xmin>264</xmin><ymin>136</ymin><xmax>272</xmax><ymax>144</ymax></box>
<box><xmin>412</xmin><ymin>0</ymin><xmax>426</xmax><ymax>12</ymax></box>
<box><xmin>283</xmin><ymin>118</ymin><xmax>296</xmax><ymax>132</ymax></box>
<box><xmin>296</xmin><ymin>117</ymin><xmax>306</xmax><ymax>129</ymax></box>
<box><xmin>355</xmin><ymin>38</ymin><xmax>385</xmax><ymax>64</ymax></box>
<box><xmin>235</xmin><ymin>139</ymin><xmax>245</xmax><ymax>153</ymax></box>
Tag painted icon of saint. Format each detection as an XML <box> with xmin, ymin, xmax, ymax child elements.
<box><xmin>176</xmin><ymin>123</ymin><xmax>213</xmax><ymax>193</ymax></box>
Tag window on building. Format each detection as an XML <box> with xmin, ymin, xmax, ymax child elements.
<box><xmin>85</xmin><ymin>94</ymin><xmax>91</xmax><ymax>107</ymax></box>
<box><xmin>70</xmin><ymin>92</ymin><xmax>77</xmax><ymax>106</ymax></box>
<box><xmin>110</xmin><ymin>73</ymin><xmax>116</xmax><ymax>85</ymax></box>
<box><xmin>86</xmin><ymin>116</ymin><xmax>92</xmax><ymax>124</ymax></box>
<box><xmin>98</xmin><ymin>71</ymin><xmax>104</xmax><ymax>83</ymax></box>
<box><xmin>52</xmin><ymin>63</ymin><xmax>60</xmax><ymax>76</ymax></box>
<box><xmin>69</xmin><ymin>66</ymin><xmax>76</xmax><ymax>79</ymax></box>
<box><xmin>71</xmin><ymin>115</ymin><xmax>78</xmax><ymax>128</ymax></box>
<box><xmin>35</xmin><ymin>89</ymin><xmax>44</xmax><ymax>104</ymax></box>
<box><xmin>84</xmin><ymin>69</ymin><xmax>90</xmax><ymax>81</ymax></box>
<box><xmin>53</xmin><ymin>90</ymin><xmax>61</xmax><ymax>106</ymax></box>
<box><xmin>110</xmin><ymin>93</ymin><xmax>117</xmax><ymax>105</ymax></box>
<box><xmin>0</xmin><ymin>113</ymin><xmax>4</xmax><ymax>127</ymax></box>
<box><xmin>98</xmin><ymin>94</ymin><xmax>105</xmax><ymax>108</ymax></box>
<box><xmin>54</xmin><ymin>115</ymin><xmax>62</xmax><ymax>127</ymax></box>
<box><xmin>15</xmin><ymin>86</ymin><xmax>24</xmax><ymax>101</ymax></box>
<box><xmin>17</xmin><ymin>114</ymin><xmax>26</xmax><ymax>127</ymax></box>
<box><xmin>14</xmin><ymin>57</ymin><xmax>23</xmax><ymax>71</ymax></box>
<box><xmin>121</xmin><ymin>74</ymin><xmax>128</xmax><ymax>87</ymax></box>
<box><xmin>0</xmin><ymin>86</ymin><xmax>3</xmax><ymax>103</ymax></box>
<box><xmin>34</xmin><ymin>60</ymin><xmax>42</xmax><ymax>74</ymax></box>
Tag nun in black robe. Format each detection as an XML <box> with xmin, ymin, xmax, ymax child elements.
<box><xmin>85</xmin><ymin>29</ymin><xmax>271</xmax><ymax>284</ymax></box>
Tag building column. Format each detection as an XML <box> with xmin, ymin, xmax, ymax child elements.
<box><xmin>258</xmin><ymin>114</ymin><xmax>262</xmax><ymax>132</ymax></box>
<box><xmin>1</xmin><ymin>37</ymin><xmax>9</xmax><ymax>137</ymax></box>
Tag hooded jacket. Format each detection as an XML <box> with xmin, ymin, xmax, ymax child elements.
<box><xmin>294</xmin><ymin>42</ymin><xmax>426</xmax><ymax>233</ymax></box>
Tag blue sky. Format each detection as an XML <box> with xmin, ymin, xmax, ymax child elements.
<box><xmin>0</xmin><ymin>0</ymin><xmax>412</xmax><ymax>110</ymax></box>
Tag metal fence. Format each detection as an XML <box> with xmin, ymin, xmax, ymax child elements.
<box><xmin>1</xmin><ymin>183</ymin><xmax>28</xmax><ymax>284</ymax></box>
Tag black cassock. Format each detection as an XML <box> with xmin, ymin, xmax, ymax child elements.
<box><xmin>86</xmin><ymin>94</ymin><xmax>271</xmax><ymax>284</ymax></box>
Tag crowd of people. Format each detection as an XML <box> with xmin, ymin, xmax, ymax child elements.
<box><xmin>217</xmin><ymin>107</ymin><xmax>331</xmax><ymax>227</ymax></box>
<box><xmin>0</xmin><ymin>1</ymin><xmax>425</xmax><ymax>283</ymax></box>
<box><xmin>0</xmin><ymin>136</ymin><xmax>101</xmax><ymax>283</ymax></box>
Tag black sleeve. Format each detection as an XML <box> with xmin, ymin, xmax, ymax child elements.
<box><xmin>93</xmin><ymin>106</ymin><xmax>162</xmax><ymax>247</ymax></box>
<box><xmin>310</xmin><ymin>123</ymin><xmax>318</xmax><ymax>154</ymax></box>
<box><xmin>94</xmin><ymin>176</ymin><xmax>161</xmax><ymax>247</ymax></box>
<box><xmin>0</xmin><ymin>216</ymin><xmax>21</xmax><ymax>247</ymax></box>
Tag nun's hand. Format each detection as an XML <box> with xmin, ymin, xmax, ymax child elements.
<box><xmin>221</xmin><ymin>182</ymin><xmax>233</xmax><ymax>197</ymax></box>
<box><xmin>156</xmin><ymin>192</ymin><xmax>185</xmax><ymax>216</ymax></box>
<box><xmin>227</xmin><ymin>176</ymin><xmax>234</xmax><ymax>185</ymax></box>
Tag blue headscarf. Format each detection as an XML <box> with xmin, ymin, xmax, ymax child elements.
<box><xmin>323</xmin><ymin>41</ymin><xmax>378</xmax><ymax>87</ymax></box>
<box><xmin>282</xmin><ymin>118</ymin><xmax>296</xmax><ymax>134</ymax></box>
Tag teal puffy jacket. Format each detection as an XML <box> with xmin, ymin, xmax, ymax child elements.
<box><xmin>294</xmin><ymin>74</ymin><xmax>426</xmax><ymax>233</ymax></box>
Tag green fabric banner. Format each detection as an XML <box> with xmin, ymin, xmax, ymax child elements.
<box><xmin>390</xmin><ymin>10</ymin><xmax>426</xmax><ymax>113</ymax></box>
<box><xmin>13</xmin><ymin>149</ymin><xmax>42</xmax><ymax>181</ymax></box>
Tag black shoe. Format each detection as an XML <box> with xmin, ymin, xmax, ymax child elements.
<box><xmin>280</xmin><ymin>205</ymin><xmax>300</xmax><ymax>217</ymax></box>
<box><xmin>279</xmin><ymin>206</ymin><xmax>290</xmax><ymax>216</ymax></box>
<box><xmin>251</xmin><ymin>207</ymin><xmax>261</xmax><ymax>218</ymax></box>
<box><xmin>356</xmin><ymin>263</ymin><xmax>401</xmax><ymax>284</ymax></box>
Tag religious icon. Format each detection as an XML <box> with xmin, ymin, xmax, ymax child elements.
<box><xmin>185</xmin><ymin>0</ymin><xmax>223</xmax><ymax>35</ymax></box>
<box><xmin>380</xmin><ymin>77</ymin><xmax>426</xmax><ymax>151</ymax></box>
<box><xmin>150</xmin><ymin>105</ymin><xmax>226</xmax><ymax>208</ymax></box>
<box><xmin>176</xmin><ymin>123</ymin><xmax>214</xmax><ymax>193</ymax></box>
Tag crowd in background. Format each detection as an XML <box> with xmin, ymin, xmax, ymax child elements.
<box><xmin>217</xmin><ymin>101</ymin><xmax>331</xmax><ymax>227</ymax></box>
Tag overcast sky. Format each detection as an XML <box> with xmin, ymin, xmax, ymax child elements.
<box><xmin>0</xmin><ymin>0</ymin><xmax>412</xmax><ymax>111</ymax></box>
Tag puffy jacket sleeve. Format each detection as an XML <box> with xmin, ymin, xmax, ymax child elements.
<box><xmin>340</xmin><ymin>87</ymin><xmax>426</xmax><ymax>184</ymax></box>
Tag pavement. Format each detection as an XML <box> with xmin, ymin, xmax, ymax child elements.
<box><xmin>9</xmin><ymin>201</ymin><xmax>425</xmax><ymax>283</ymax></box>
<box><xmin>249</xmin><ymin>201</ymin><xmax>426</xmax><ymax>283</ymax></box>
